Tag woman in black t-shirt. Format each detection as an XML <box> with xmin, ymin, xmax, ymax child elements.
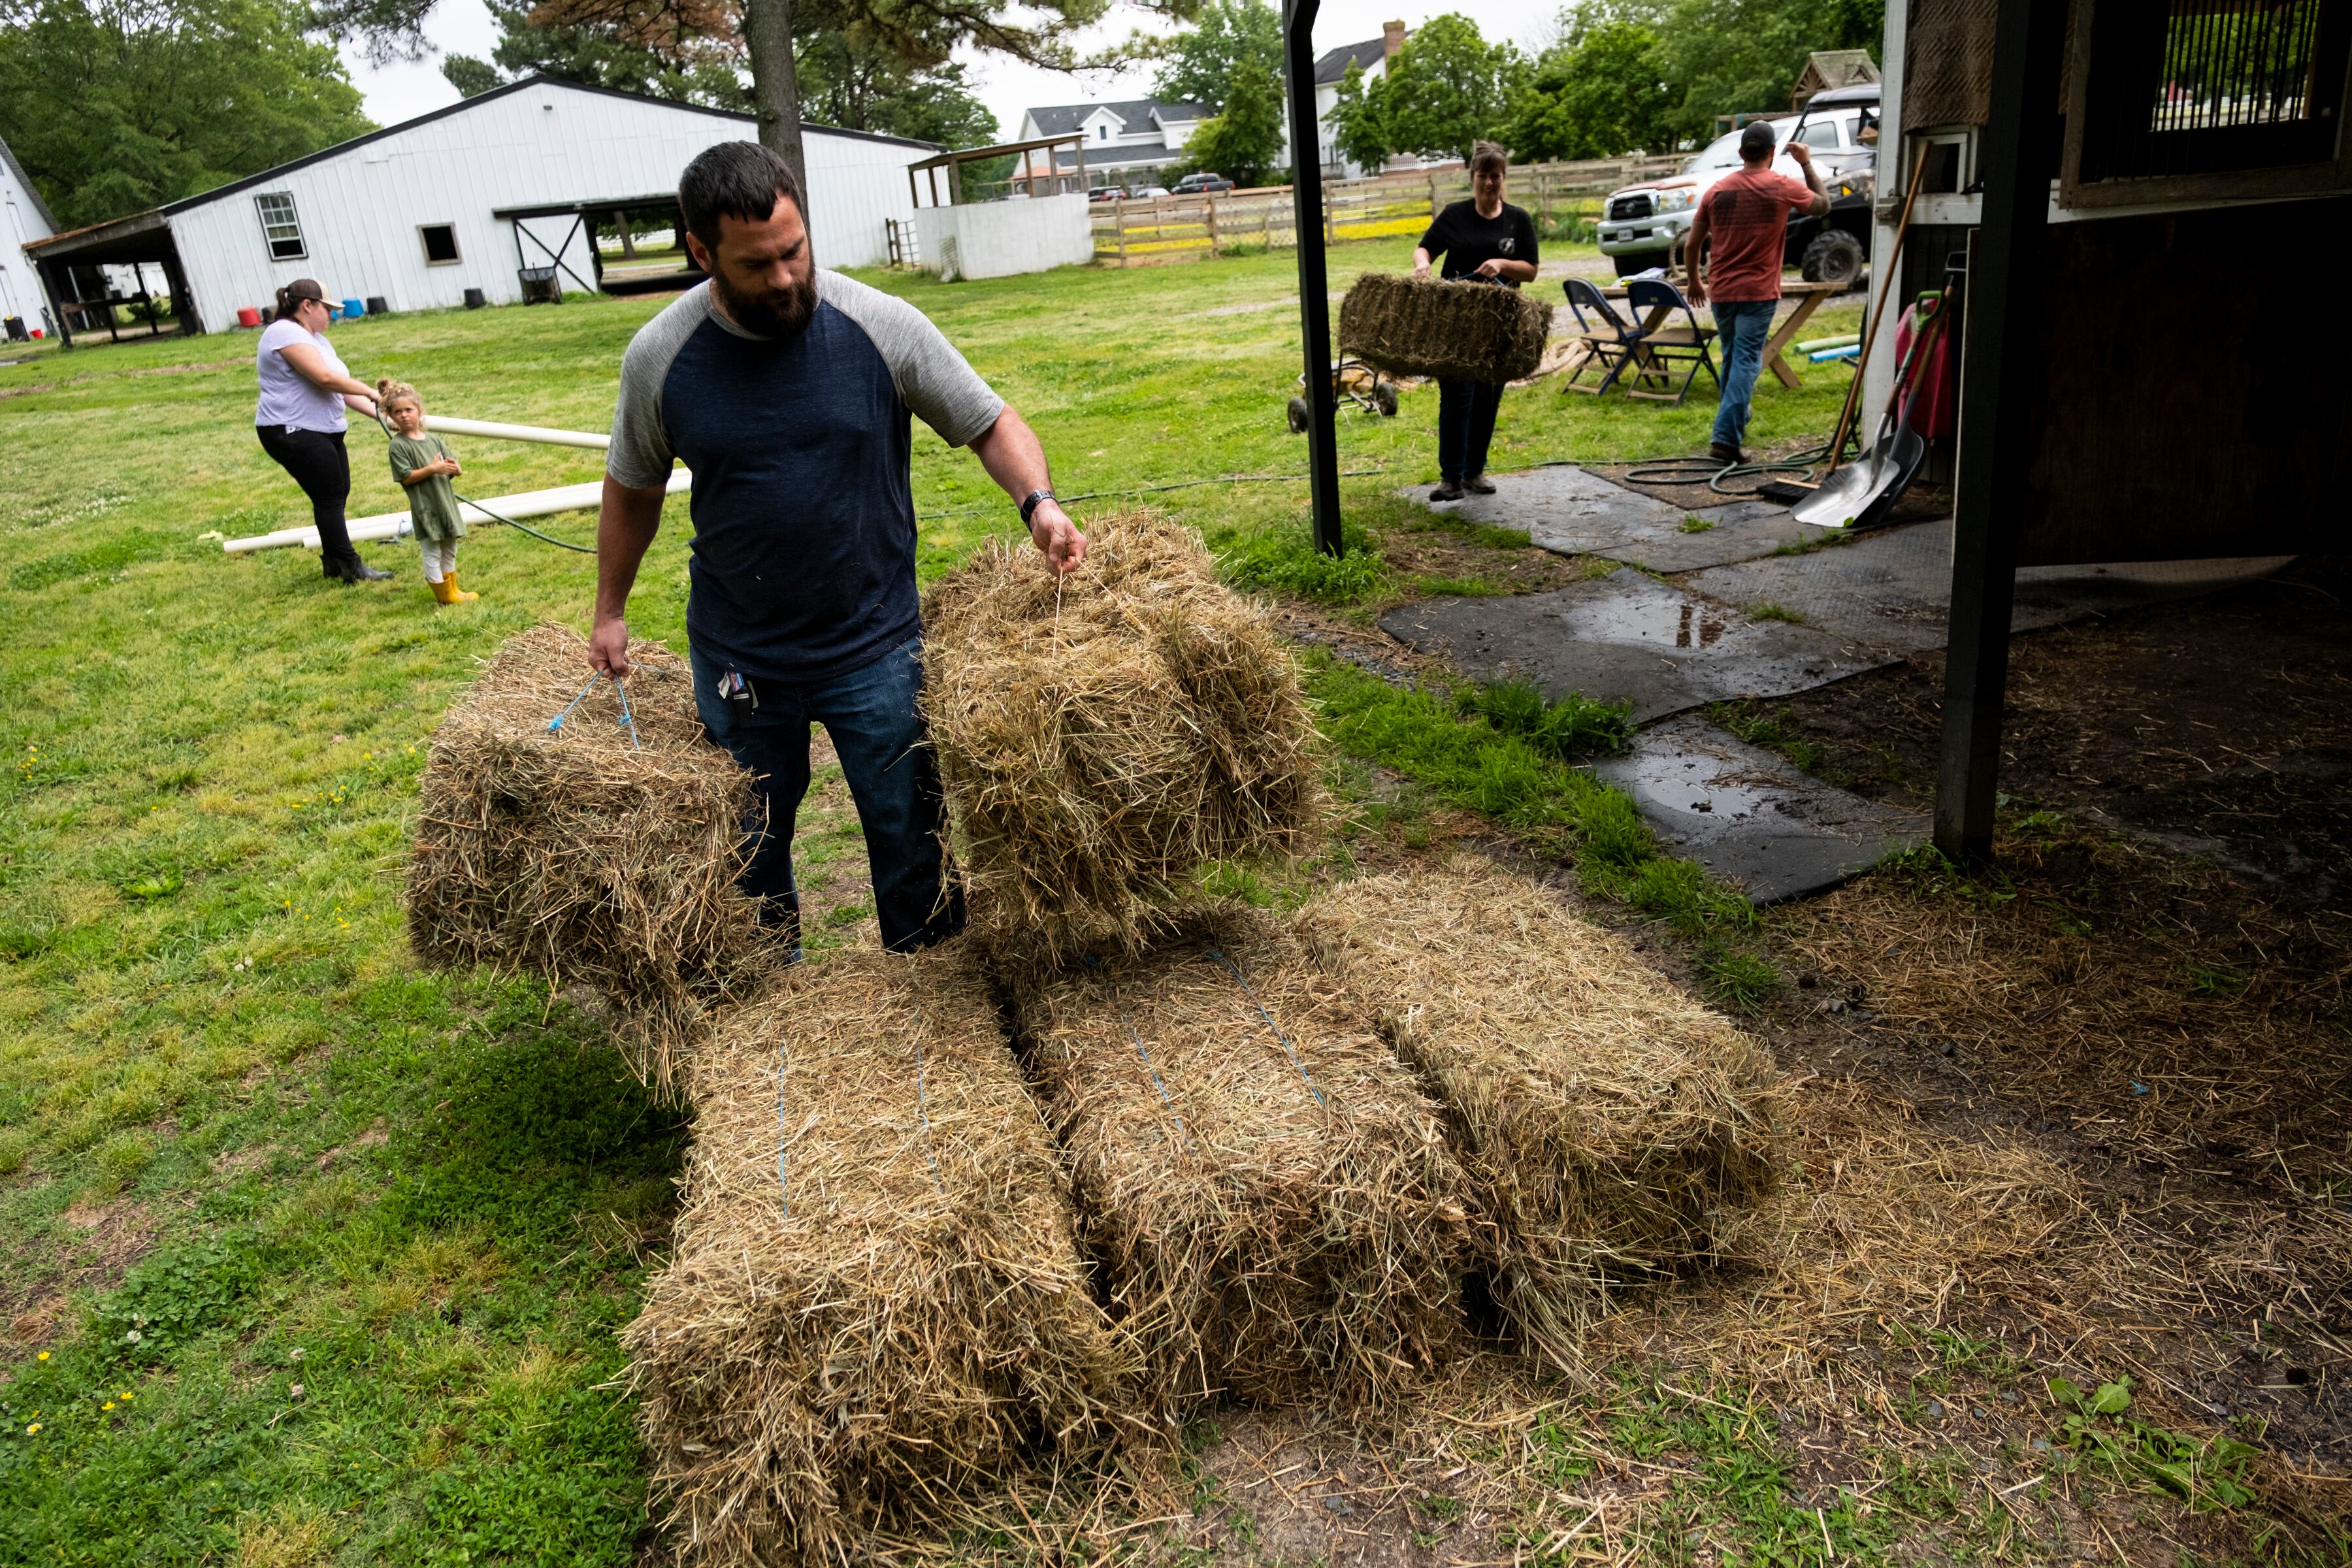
<box><xmin>1413</xmin><ymin>142</ymin><xmax>1539</xmax><ymax>500</ymax></box>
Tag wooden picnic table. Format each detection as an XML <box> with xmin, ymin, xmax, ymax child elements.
<box><xmin>1601</xmin><ymin>276</ymin><xmax>1844</xmax><ymax>390</ymax></box>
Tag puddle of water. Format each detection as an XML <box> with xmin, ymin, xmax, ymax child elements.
<box><xmin>1625</xmin><ymin>753</ymin><xmax>1780</xmax><ymax>820</ymax></box>
<box><xmin>1561</xmin><ymin>585</ymin><xmax>1729</xmax><ymax>648</ymax></box>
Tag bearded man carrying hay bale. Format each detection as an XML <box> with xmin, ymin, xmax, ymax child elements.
<box><xmin>590</xmin><ymin>141</ymin><xmax>1086</xmax><ymax>959</ymax></box>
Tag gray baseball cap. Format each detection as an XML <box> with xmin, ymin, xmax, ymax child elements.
<box><xmin>1739</xmin><ymin>120</ymin><xmax>1777</xmax><ymax>158</ymax></box>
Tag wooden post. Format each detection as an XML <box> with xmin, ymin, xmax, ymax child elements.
<box><xmin>1117</xmin><ymin>199</ymin><xmax>1129</xmax><ymax>267</ymax></box>
<box><xmin>1282</xmin><ymin>0</ymin><xmax>1343</xmax><ymax>559</ymax></box>
<box><xmin>1934</xmin><ymin>0</ymin><xmax>2070</xmax><ymax>863</ymax></box>
<box><xmin>1207</xmin><ymin>195</ymin><xmax>1220</xmax><ymax>257</ymax></box>
<box><xmin>1429</xmin><ymin>169</ymin><xmax>1441</xmax><ymax>218</ymax></box>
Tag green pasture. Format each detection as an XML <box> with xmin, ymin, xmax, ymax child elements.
<box><xmin>0</xmin><ymin>240</ymin><xmax>1869</xmax><ymax>1562</ymax></box>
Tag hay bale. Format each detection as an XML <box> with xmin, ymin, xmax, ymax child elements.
<box><xmin>406</xmin><ymin>622</ymin><xmax>766</xmax><ymax>1090</ymax></box>
<box><xmin>922</xmin><ymin>513</ymin><xmax>1320</xmax><ymax>964</ymax></box>
<box><xmin>624</xmin><ymin>944</ymin><xmax>1139</xmax><ymax>1567</ymax></box>
<box><xmin>1296</xmin><ymin>859</ymin><xmax>1781</xmax><ymax>1368</ymax></box>
<box><xmin>1005</xmin><ymin>908</ymin><xmax>1472</xmax><ymax>1414</ymax></box>
<box><xmin>1338</xmin><ymin>272</ymin><xmax>1555</xmax><ymax>385</ymax></box>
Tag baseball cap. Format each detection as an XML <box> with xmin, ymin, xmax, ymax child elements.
<box><xmin>1739</xmin><ymin>120</ymin><xmax>1777</xmax><ymax>159</ymax></box>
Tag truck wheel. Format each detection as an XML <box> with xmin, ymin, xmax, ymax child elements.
<box><xmin>1801</xmin><ymin>230</ymin><xmax>1868</xmax><ymax>290</ymax></box>
<box><xmin>1286</xmin><ymin>396</ymin><xmax>1309</xmax><ymax>433</ymax></box>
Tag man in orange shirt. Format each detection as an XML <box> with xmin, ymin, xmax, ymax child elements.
<box><xmin>1688</xmin><ymin>121</ymin><xmax>1829</xmax><ymax>465</ymax></box>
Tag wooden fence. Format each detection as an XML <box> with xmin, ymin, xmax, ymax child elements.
<box><xmin>1088</xmin><ymin>155</ymin><xmax>1685</xmax><ymax>266</ymax></box>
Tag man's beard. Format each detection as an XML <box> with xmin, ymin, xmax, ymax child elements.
<box><xmin>713</xmin><ymin>268</ymin><xmax>817</xmax><ymax>338</ymax></box>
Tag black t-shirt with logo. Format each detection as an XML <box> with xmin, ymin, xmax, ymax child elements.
<box><xmin>1418</xmin><ymin>200</ymin><xmax>1540</xmax><ymax>286</ymax></box>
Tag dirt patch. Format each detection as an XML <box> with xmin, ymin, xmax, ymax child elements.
<box><xmin>5</xmin><ymin>1198</ymin><xmax>159</xmax><ymax>1353</ymax></box>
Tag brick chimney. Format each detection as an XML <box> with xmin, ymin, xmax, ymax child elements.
<box><xmin>1383</xmin><ymin>19</ymin><xmax>1406</xmax><ymax>57</ymax></box>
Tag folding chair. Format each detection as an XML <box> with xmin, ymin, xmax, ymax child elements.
<box><xmin>1560</xmin><ymin>278</ymin><xmax>1642</xmax><ymax>396</ymax></box>
<box><xmin>1623</xmin><ymin>279</ymin><xmax>1721</xmax><ymax>405</ymax></box>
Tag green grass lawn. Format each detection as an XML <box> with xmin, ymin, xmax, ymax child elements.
<box><xmin>0</xmin><ymin>243</ymin><xmax>1869</xmax><ymax>1563</ymax></box>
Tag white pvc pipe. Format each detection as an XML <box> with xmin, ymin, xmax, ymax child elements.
<box><xmin>423</xmin><ymin>414</ymin><xmax>610</xmax><ymax>449</ymax></box>
<box><xmin>223</xmin><ymin>470</ymin><xmax>690</xmax><ymax>553</ymax></box>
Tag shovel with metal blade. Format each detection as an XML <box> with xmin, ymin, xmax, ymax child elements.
<box><xmin>1795</xmin><ymin>284</ymin><xmax>1955</xmax><ymax>532</ymax></box>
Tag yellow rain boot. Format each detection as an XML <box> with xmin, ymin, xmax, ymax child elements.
<box><xmin>440</xmin><ymin>573</ymin><xmax>478</xmax><ymax>604</ymax></box>
<box><xmin>429</xmin><ymin>576</ymin><xmax>456</xmax><ymax>606</ymax></box>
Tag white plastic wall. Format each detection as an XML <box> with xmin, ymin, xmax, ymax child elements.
<box><xmin>915</xmin><ymin>195</ymin><xmax>1093</xmax><ymax>281</ymax></box>
<box><xmin>161</xmin><ymin>80</ymin><xmax>932</xmax><ymax>331</ymax></box>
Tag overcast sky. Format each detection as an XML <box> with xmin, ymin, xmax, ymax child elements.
<box><xmin>338</xmin><ymin>0</ymin><xmax>1571</xmax><ymax>145</ymax></box>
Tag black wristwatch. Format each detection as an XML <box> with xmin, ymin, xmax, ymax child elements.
<box><xmin>1019</xmin><ymin>488</ymin><xmax>1056</xmax><ymax>526</ymax></box>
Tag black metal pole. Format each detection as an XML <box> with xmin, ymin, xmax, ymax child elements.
<box><xmin>1933</xmin><ymin>0</ymin><xmax>2068</xmax><ymax>862</ymax></box>
<box><xmin>1282</xmin><ymin>0</ymin><xmax>1343</xmax><ymax>557</ymax></box>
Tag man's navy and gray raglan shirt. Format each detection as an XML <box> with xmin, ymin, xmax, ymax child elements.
<box><xmin>606</xmin><ymin>271</ymin><xmax>1004</xmax><ymax>683</ymax></box>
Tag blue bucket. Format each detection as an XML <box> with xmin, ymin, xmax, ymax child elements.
<box><xmin>340</xmin><ymin>297</ymin><xmax>366</xmax><ymax>318</ymax></box>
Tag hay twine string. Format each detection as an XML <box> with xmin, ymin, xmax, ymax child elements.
<box><xmin>546</xmin><ymin>672</ymin><xmax>644</xmax><ymax>751</ymax></box>
<box><xmin>1207</xmin><ymin>946</ymin><xmax>1328</xmax><ymax>1109</ymax></box>
<box><xmin>1086</xmin><ymin>955</ymin><xmax>1194</xmax><ymax>1151</ymax></box>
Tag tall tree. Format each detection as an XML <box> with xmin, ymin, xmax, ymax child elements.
<box><xmin>0</xmin><ymin>0</ymin><xmax>372</xmax><ymax>227</ymax></box>
<box><xmin>1650</xmin><ymin>0</ymin><xmax>1880</xmax><ymax>140</ymax></box>
<box><xmin>441</xmin><ymin>0</ymin><xmax>747</xmax><ymax>105</ymax></box>
<box><xmin>1502</xmin><ymin>19</ymin><xmax>1674</xmax><ymax>160</ymax></box>
<box><xmin>1177</xmin><ymin>52</ymin><xmax>1282</xmax><ymax>184</ymax></box>
<box><xmin>1149</xmin><ymin>0</ymin><xmax>1279</xmax><ymax>114</ymax></box>
<box><xmin>1322</xmin><ymin>60</ymin><xmax>1393</xmax><ymax>174</ymax></box>
<box><xmin>1339</xmin><ymin>12</ymin><xmax>1520</xmax><ymax>169</ymax></box>
<box><xmin>323</xmin><ymin>0</ymin><xmax>1168</xmax><ymax>221</ymax></box>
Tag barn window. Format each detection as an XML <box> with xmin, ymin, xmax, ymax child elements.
<box><xmin>255</xmin><ymin>192</ymin><xmax>306</xmax><ymax>261</ymax></box>
<box><xmin>2064</xmin><ymin>0</ymin><xmax>2352</xmax><ymax>205</ymax></box>
<box><xmin>419</xmin><ymin>224</ymin><xmax>461</xmax><ymax>265</ymax></box>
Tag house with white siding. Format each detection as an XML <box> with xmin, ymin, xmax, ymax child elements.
<box><xmin>1013</xmin><ymin>21</ymin><xmax>1411</xmax><ymax>191</ymax></box>
<box><xmin>1014</xmin><ymin>101</ymin><xmax>1211</xmax><ymax>190</ymax></box>
<box><xmin>20</xmin><ymin>76</ymin><xmax>939</xmax><ymax>343</ymax></box>
<box><xmin>1</xmin><ymin>131</ymin><xmax>57</xmax><ymax>336</ymax></box>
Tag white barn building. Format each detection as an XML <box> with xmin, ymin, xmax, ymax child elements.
<box><xmin>1</xmin><ymin>131</ymin><xmax>58</xmax><ymax>336</ymax></box>
<box><xmin>22</xmin><ymin>76</ymin><xmax>938</xmax><ymax>343</ymax></box>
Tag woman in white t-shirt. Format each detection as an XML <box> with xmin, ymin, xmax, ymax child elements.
<box><xmin>255</xmin><ymin>278</ymin><xmax>393</xmax><ymax>583</ymax></box>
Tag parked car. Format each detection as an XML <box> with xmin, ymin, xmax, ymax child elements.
<box><xmin>1596</xmin><ymin>84</ymin><xmax>1879</xmax><ymax>284</ymax></box>
<box><xmin>1173</xmin><ymin>172</ymin><xmax>1235</xmax><ymax>194</ymax></box>
<box><xmin>1088</xmin><ymin>186</ymin><xmax>1129</xmax><ymax>202</ymax></box>
<box><xmin>1131</xmin><ymin>184</ymin><xmax>1172</xmax><ymax>199</ymax></box>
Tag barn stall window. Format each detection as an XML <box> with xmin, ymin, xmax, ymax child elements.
<box><xmin>2063</xmin><ymin>0</ymin><xmax>2352</xmax><ymax>206</ymax></box>
<box><xmin>419</xmin><ymin>224</ymin><xmax>461</xmax><ymax>264</ymax></box>
<box><xmin>255</xmin><ymin>193</ymin><xmax>306</xmax><ymax>261</ymax></box>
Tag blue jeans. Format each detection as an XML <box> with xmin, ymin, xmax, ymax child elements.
<box><xmin>1709</xmin><ymin>299</ymin><xmax>1778</xmax><ymax>451</ymax></box>
<box><xmin>691</xmin><ymin>635</ymin><xmax>964</xmax><ymax>953</ymax></box>
<box><xmin>1437</xmin><ymin>377</ymin><xmax>1504</xmax><ymax>484</ymax></box>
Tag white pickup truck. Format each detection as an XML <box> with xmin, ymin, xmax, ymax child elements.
<box><xmin>1596</xmin><ymin>84</ymin><xmax>1880</xmax><ymax>283</ymax></box>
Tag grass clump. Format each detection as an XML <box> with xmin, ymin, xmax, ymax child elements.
<box><xmin>1218</xmin><ymin>518</ymin><xmax>1389</xmax><ymax>603</ymax></box>
<box><xmin>1678</xmin><ymin>514</ymin><xmax>1717</xmax><ymax>534</ymax></box>
<box><xmin>1456</xmin><ymin>678</ymin><xmax>1633</xmax><ymax>760</ymax></box>
<box><xmin>1749</xmin><ymin>602</ymin><xmax>1806</xmax><ymax>624</ymax></box>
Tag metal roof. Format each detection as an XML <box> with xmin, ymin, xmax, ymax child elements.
<box><xmin>0</xmin><ymin>132</ymin><xmax>59</xmax><ymax>232</ymax></box>
<box><xmin>162</xmin><ymin>76</ymin><xmax>941</xmax><ymax>216</ymax></box>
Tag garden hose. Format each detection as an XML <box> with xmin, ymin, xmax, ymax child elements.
<box><xmin>1621</xmin><ymin>434</ymin><xmax>1853</xmax><ymax>496</ymax></box>
<box><xmin>367</xmin><ymin>407</ymin><xmax>597</xmax><ymax>553</ymax></box>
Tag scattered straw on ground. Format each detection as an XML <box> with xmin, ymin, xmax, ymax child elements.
<box><xmin>922</xmin><ymin>514</ymin><xmax>1320</xmax><ymax>964</ymax></box>
<box><xmin>1003</xmin><ymin>907</ymin><xmax>1472</xmax><ymax>1416</ymax></box>
<box><xmin>1337</xmin><ymin>272</ymin><xmax>1555</xmax><ymax>385</ymax></box>
<box><xmin>1298</xmin><ymin>858</ymin><xmax>1781</xmax><ymax>1369</ymax></box>
<box><xmin>406</xmin><ymin>623</ymin><xmax>768</xmax><ymax>1091</ymax></box>
<box><xmin>623</xmin><ymin>943</ymin><xmax>1141</xmax><ymax>1567</ymax></box>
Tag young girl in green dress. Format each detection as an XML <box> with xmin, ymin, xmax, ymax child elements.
<box><xmin>378</xmin><ymin>377</ymin><xmax>479</xmax><ymax>604</ymax></box>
